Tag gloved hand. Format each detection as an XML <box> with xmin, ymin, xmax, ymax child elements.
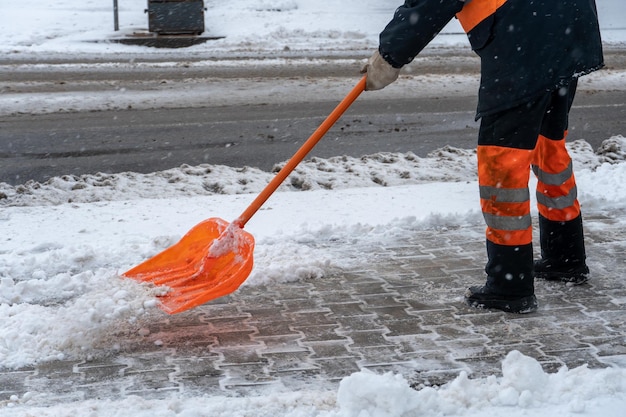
<box><xmin>360</xmin><ymin>51</ymin><xmax>400</xmax><ymax>91</ymax></box>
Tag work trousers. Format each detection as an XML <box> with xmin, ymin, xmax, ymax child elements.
<box><xmin>476</xmin><ymin>79</ymin><xmax>585</xmax><ymax>295</ymax></box>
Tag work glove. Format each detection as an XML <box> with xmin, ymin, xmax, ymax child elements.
<box><xmin>360</xmin><ymin>50</ymin><xmax>400</xmax><ymax>91</ymax></box>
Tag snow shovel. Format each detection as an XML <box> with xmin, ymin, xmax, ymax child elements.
<box><xmin>123</xmin><ymin>76</ymin><xmax>367</xmax><ymax>314</ymax></box>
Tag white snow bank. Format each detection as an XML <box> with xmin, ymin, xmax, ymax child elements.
<box><xmin>3</xmin><ymin>137</ymin><xmax>624</xmax><ymax>207</ymax></box>
<box><xmin>3</xmin><ymin>351</ymin><xmax>625</xmax><ymax>416</ymax></box>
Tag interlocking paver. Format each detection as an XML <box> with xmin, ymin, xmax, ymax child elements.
<box><xmin>1</xmin><ymin>216</ymin><xmax>625</xmax><ymax>406</ymax></box>
<box><xmin>304</xmin><ymin>341</ymin><xmax>353</xmax><ymax>359</ymax></box>
<box><xmin>0</xmin><ymin>370</ymin><xmax>33</xmax><ymax>398</ymax></box>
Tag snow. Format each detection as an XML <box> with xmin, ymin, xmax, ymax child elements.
<box><xmin>1</xmin><ymin>1</ymin><xmax>626</xmax><ymax>416</ymax></box>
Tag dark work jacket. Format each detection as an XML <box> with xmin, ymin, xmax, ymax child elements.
<box><xmin>379</xmin><ymin>0</ymin><xmax>604</xmax><ymax>119</ymax></box>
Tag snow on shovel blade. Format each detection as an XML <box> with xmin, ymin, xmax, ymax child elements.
<box><xmin>123</xmin><ymin>217</ymin><xmax>254</xmax><ymax>314</ymax></box>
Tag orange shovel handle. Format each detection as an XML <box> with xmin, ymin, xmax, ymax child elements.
<box><xmin>233</xmin><ymin>76</ymin><xmax>367</xmax><ymax>228</ymax></box>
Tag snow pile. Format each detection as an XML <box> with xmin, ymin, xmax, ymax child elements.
<box><xmin>337</xmin><ymin>351</ymin><xmax>626</xmax><ymax>417</ymax></box>
<box><xmin>3</xmin><ymin>351</ymin><xmax>625</xmax><ymax>416</ymax></box>
<box><xmin>2</xmin><ymin>0</ymin><xmax>623</xmax><ymax>57</ymax></box>
<box><xmin>3</xmin><ymin>137</ymin><xmax>624</xmax><ymax>207</ymax></box>
<box><xmin>0</xmin><ymin>0</ymin><xmax>451</xmax><ymax>56</ymax></box>
<box><xmin>0</xmin><ymin>273</ymin><xmax>160</xmax><ymax>368</ymax></box>
<box><xmin>0</xmin><ymin>147</ymin><xmax>479</xmax><ymax>206</ymax></box>
<box><xmin>596</xmin><ymin>135</ymin><xmax>626</xmax><ymax>163</ymax></box>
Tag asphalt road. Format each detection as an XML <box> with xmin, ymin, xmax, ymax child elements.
<box><xmin>1</xmin><ymin>49</ymin><xmax>624</xmax><ymax>186</ymax></box>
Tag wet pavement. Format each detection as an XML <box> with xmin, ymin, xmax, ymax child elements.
<box><xmin>1</xmin><ymin>212</ymin><xmax>625</xmax><ymax>406</ymax></box>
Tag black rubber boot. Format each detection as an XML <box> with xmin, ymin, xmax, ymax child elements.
<box><xmin>535</xmin><ymin>214</ymin><xmax>589</xmax><ymax>284</ymax></box>
<box><xmin>465</xmin><ymin>241</ymin><xmax>537</xmax><ymax>314</ymax></box>
<box><xmin>465</xmin><ymin>285</ymin><xmax>538</xmax><ymax>314</ymax></box>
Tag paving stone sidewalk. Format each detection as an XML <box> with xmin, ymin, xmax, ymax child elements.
<box><xmin>1</xmin><ymin>212</ymin><xmax>624</xmax><ymax>406</ymax></box>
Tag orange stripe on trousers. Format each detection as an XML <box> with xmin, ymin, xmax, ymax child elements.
<box><xmin>478</xmin><ymin>145</ymin><xmax>533</xmax><ymax>246</ymax></box>
<box><xmin>532</xmin><ymin>134</ymin><xmax>581</xmax><ymax>221</ymax></box>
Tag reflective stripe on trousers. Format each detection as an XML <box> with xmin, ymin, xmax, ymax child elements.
<box><xmin>478</xmin><ymin>145</ymin><xmax>534</xmax><ymax>246</ymax></box>
<box><xmin>532</xmin><ymin>134</ymin><xmax>581</xmax><ymax>222</ymax></box>
<box><xmin>478</xmin><ymin>132</ymin><xmax>581</xmax><ymax>246</ymax></box>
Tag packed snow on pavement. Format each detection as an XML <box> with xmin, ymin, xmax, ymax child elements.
<box><xmin>1</xmin><ymin>1</ymin><xmax>626</xmax><ymax>416</ymax></box>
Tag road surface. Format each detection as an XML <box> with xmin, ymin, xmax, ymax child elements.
<box><xmin>1</xmin><ymin>48</ymin><xmax>624</xmax><ymax>185</ymax></box>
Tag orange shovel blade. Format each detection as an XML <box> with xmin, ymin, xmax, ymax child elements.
<box><xmin>123</xmin><ymin>217</ymin><xmax>255</xmax><ymax>314</ymax></box>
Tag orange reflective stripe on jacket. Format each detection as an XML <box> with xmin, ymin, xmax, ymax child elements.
<box><xmin>456</xmin><ymin>0</ymin><xmax>508</xmax><ymax>33</ymax></box>
<box><xmin>532</xmin><ymin>135</ymin><xmax>581</xmax><ymax>222</ymax></box>
<box><xmin>478</xmin><ymin>145</ymin><xmax>534</xmax><ymax>246</ymax></box>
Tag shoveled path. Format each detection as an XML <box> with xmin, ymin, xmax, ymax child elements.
<box><xmin>1</xmin><ymin>212</ymin><xmax>624</xmax><ymax>406</ymax></box>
